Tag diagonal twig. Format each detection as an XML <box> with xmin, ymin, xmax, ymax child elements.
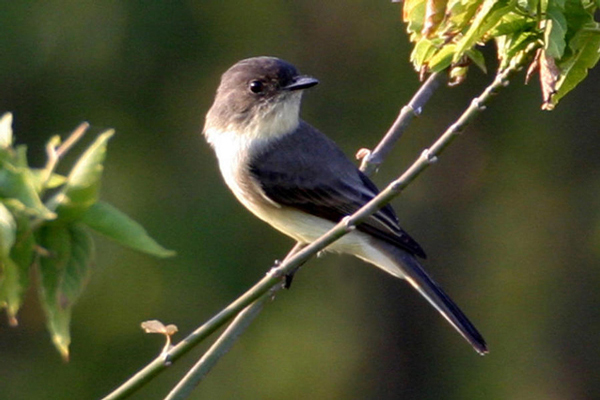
<box><xmin>359</xmin><ymin>71</ymin><xmax>445</xmax><ymax>175</ymax></box>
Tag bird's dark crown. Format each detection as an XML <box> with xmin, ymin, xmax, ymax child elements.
<box><xmin>219</xmin><ymin>57</ymin><xmax>300</xmax><ymax>96</ymax></box>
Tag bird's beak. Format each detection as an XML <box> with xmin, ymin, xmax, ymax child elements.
<box><xmin>282</xmin><ymin>76</ymin><xmax>319</xmax><ymax>91</ymax></box>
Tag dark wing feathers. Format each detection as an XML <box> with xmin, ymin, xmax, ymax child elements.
<box><xmin>249</xmin><ymin>122</ymin><xmax>426</xmax><ymax>258</ymax></box>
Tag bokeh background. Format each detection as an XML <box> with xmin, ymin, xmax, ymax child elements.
<box><xmin>1</xmin><ymin>1</ymin><xmax>600</xmax><ymax>399</ymax></box>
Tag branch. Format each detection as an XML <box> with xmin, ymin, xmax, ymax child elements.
<box><xmin>102</xmin><ymin>50</ymin><xmax>534</xmax><ymax>400</ymax></box>
<box><xmin>359</xmin><ymin>71</ymin><xmax>445</xmax><ymax>175</ymax></box>
<box><xmin>164</xmin><ymin>292</ymin><xmax>271</xmax><ymax>400</ymax></box>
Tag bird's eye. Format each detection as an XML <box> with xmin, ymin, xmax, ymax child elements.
<box><xmin>249</xmin><ymin>80</ymin><xmax>265</xmax><ymax>94</ymax></box>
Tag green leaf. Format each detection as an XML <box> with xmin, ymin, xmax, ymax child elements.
<box><xmin>0</xmin><ymin>202</ymin><xmax>16</xmax><ymax>258</ymax></box>
<box><xmin>411</xmin><ymin>38</ymin><xmax>444</xmax><ymax>69</ymax></box>
<box><xmin>544</xmin><ymin>6</ymin><xmax>568</xmax><ymax>58</ymax></box>
<box><xmin>423</xmin><ymin>0</ymin><xmax>449</xmax><ymax>37</ymax></box>
<box><xmin>81</xmin><ymin>201</ymin><xmax>175</xmax><ymax>258</ymax></box>
<box><xmin>403</xmin><ymin>0</ymin><xmax>427</xmax><ymax>40</ymax></box>
<box><xmin>0</xmin><ymin>203</ymin><xmax>19</xmax><ymax>323</ymax></box>
<box><xmin>439</xmin><ymin>0</ymin><xmax>484</xmax><ymax>36</ymax></box>
<box><xmin>454</xmin><ymin>0</ymin><xmax>517</xmax><ymax>62</ymax></box>
<box><xmin>496</xmin><ymin>31</ymin><xmax>539</xmax><ymax>69</ymax></box>
<box><xmin>30</xmin><ymin>169</ymin><xmax>67</xmax><ymax>191</ymax></box>
<box><xmin>553</xmin><ymin>25</ymin><xmax>600</xmax><ymax>104</ymax></box>
<box><xmin>37</xmin><ymin>223</ymin><xmax>94</xmax><ymax>360</ymax></box>
<box><xmin>491</xmin><ymin>13</ymin><xmax>536</xmax><ymax>37</ymax></box>
<box><xmin>0</xmin><ymin>211</ymin><xmax>35</xmax><ymax>325</ymax></box>
<box><xmin>51</xmin><ymin>129</ymin><xmax>115</xmax><ymax>220</ymax></box>
<box><xmin>517</xmin><ymin>0</ymin><xmax>539</xmax><ymax>12</ymax></box>
<box><xmin>428</xmin><ymin>44</ymin><xmax>457</xmax><ymax>71</ymax></box>
<box><xmin>0</xmin><ymin>113</ymin><xmax>13</xmax><ymax>149</ymax></box>
<box><xmin>0</xmin><ymin>258</ymin><xmax>24</xmax><ymax>326</ymax></box>
<box><xmin>0</xmin><ymin>164</ymin><xmax>56</xmax><ymax>220</ymax></box>
<box><xmin>466</xmin><ymin>48</ymin><xmax>487</xmax><ymax>72</ymax></box>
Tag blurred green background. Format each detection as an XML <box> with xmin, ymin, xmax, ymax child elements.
<box><xmin>1</xmin><ymin>1</ymin><xmax>600</xmax><ymax>399</ymax></box>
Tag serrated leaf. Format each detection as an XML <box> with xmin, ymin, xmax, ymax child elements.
<box><xmin>404</xmin><ymin>0</ymin><xmax>427</xmax><ymax>40</ymax></box>
<box><xmin>37</xmin><ymin>223</ymin><xmax>94</xmax><ymax>360</ymax></box>
<box><xmin>553</xmin><ymin>25</ymin><xmax>600</xmax><ymax>105</ymax></box>
<box><xmin>51</xmin><ymin>130</ymin><xmax>114</xmax><ymax>220</ymax></box>
<box><xmin>0</xmin><ymin>164</ymin><xmax>56</xmax><ymax>220</ymax></box>
<box><xmin>454</xmin><ymin>0</ymin><xmax>517</xmax><ymax>62</ymax></box>
<box><xmin>0</xmin><ymin>113</ymin><xmax>13</xmax><ymax>149</ymax></box>
<box><xmin>81</xmin><ymin>201</ymin><xmax>175</xmax><ymax>258</ymax></box>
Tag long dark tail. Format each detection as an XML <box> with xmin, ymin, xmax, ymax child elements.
<box><xmin>368</xmin><ymin>242</ymin><xmax>488</xmax><ymax>355</ymax></box>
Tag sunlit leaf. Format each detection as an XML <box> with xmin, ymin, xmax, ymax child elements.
<box><xmin>51</xmin><ymin>129</ymin><xmax>114</xmax><ymax>220</ymax></box>
<box><xmin>454</xmin><ymin>0</ymin><xmax>517</xmax><ymax>63</ymax></box>
<box><xmin>423</xmin><ymin>0</ymin><xmax>448</xmax><ymax>37</ymax></box>
<box><xmin>0</xmin><ymin>113</ymin><xmax>13</xmax><ymax>149</ymax></box>
<box><xmin>490</xmin><ymin>13</ymin><xmax>535</xmax><ymax>37</ymax></box>
<box><xmin>411</xmin><ymin>38</ymin><xmax>444</xmax><ymax>69</ymax></box>
<box><xmin>0</xmin><ymin>164</ymin><xmax>55</xmax><ymax>220</ymax></box>
<box><xmin>428</xmin><ymin>44</ymin><xmax>457</xmax><ymax>71</ymax></box>
<box><xmin>81</xmin><ymin>201</ymin><xmax>175</xmax><ymax>258</ymax></box>
<box><xmin>496</xmin><ymin>31</ymin><xmax>540</xmax><ymax>70</ymax></box>
<box><xmin>544</xmin><ymin>6</ymin><xmax>568</xmax><ymax>59</ymax></box>
<box><xmin>553</xmin><ymin>25</ymin><xmax>600</xmax><ymax>105</ymax></box>
<box><xmin>37</xmin><ymin>223</ymin><xmax>94</xmax><ymax>360</ymax></box>
<box><xmin>439</xmin><ymin>0</ymin><xmax>484</xmax><ymax>37</ymax></box>
<box><xmin>403</xmin><ymin>0</ymin><xmax>427</xmax><ymax>40</ymax></box>
<box><xmin>449</xmin><ymin>65</ymin><xmax>469</xmax><ymax>85</ymax></box>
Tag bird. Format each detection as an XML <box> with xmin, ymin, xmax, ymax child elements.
<box><xmin>203</xmin><ymin>56</ymin><xmax>487</xmax><ymax>355</ymax></box>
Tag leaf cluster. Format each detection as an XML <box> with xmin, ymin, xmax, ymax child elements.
<box><xmin>402</xmin><ymin>0</ymin><xmax>600</xmax><ymax>108</ymax></box>
<box><xmin>0</xmin><ymin>114</ymin><xmax>174</xmax><ymax>360</ymax></box>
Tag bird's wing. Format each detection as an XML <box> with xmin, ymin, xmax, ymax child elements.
<box><xmin>249</xmin><ymin>123</ymin><xmax>426</xmax><ymax>258</ymax></box>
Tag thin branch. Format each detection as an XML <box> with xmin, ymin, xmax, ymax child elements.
<box><xmin>101</xmin><ymin>273</ymin><xmax>283</xmax><ymax>400</ymax></box>
<box><xmin>101</xmin><ymin>50</ymin><xmax>534</xmax><ymax>400</ymax></box>
<box><xmin>164</xmin><ymin>292</ymin><xmax>271</xmax><ymax>400</ymax></box>
<box><xmin>359</xmin><ymin>71</ymin><xmax>445</xmax><ymax>175</ymax></box>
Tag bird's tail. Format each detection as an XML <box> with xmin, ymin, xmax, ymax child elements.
<box><xmin>362</xmin><ymin>240</ymin><xmax>488</xmax><ymax>355</ymax></box>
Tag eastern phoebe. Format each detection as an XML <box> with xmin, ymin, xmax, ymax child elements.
<box><xmin>203</xmin><ymin>56</ymin><xmax>487</xmax><ymax>355</ymax></box>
